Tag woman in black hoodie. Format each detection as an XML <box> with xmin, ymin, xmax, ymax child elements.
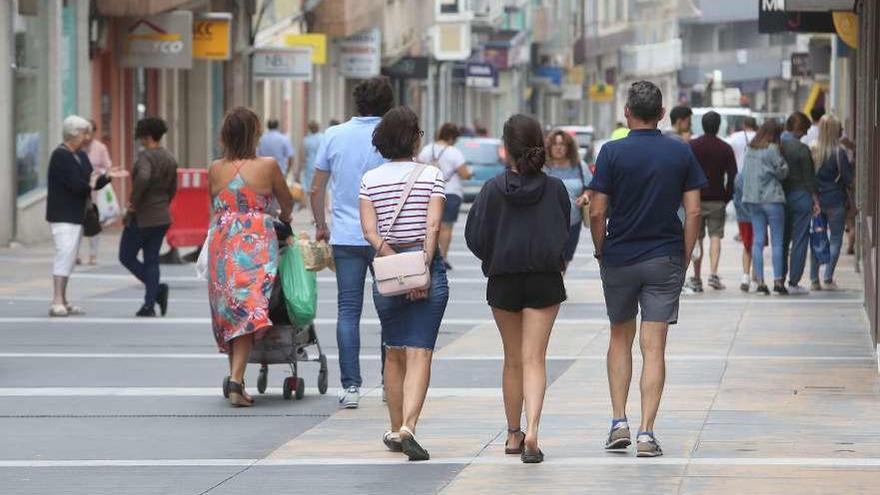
<box><xmin>465</xmin><ymin>114</ymin><xmax>570</xmax><ymax>463</ymax></box>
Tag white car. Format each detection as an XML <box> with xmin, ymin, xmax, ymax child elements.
<box><xmin>690</xmin><ymin>107</ymin><xmax>754</xmax><ymax>138</ymax></box>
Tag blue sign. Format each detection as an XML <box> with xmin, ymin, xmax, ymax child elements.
<box><xmin>535</xmin><ymin>66</ymin><xmax>563</xmax><ymax>86</ymax></box>
<box><xmin>465</xmin><ymin>63</ymin><xmax>498</xmax><ymax>88</ymax></box>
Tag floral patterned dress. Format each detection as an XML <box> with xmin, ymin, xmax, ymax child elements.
<box><xmin>208</xmin><ymin>171</ymin><xmax>278</xmax><ymax>353</ymax></box>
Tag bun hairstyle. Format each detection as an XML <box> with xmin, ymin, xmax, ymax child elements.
<box><xmin>503</xmin><ymin>114</ymin><xmax>546</xmax><ymax>175</ymax></box>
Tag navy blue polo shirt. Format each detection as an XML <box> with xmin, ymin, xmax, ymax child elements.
<box><xmin>588</xmin><ymin>129</ymin><xmax>707</xmax><ymax>267</ymax></box>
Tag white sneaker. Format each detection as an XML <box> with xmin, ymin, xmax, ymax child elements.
<box><xmin>338</xmin><ymin>386</ymin><xmax>360</xmax><ymax>409</ymax></box>
<box><xmin>787</xmin><ymin>284</ymin><xmax>809</xmax><ymax>295</ymax></box>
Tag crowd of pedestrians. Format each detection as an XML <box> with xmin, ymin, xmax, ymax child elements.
<box><xmin>43</xmin><ymin>74</ymin><xmax>858</xmax><ymax>464</ymax></box>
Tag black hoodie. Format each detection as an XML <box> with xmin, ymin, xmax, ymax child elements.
<box><xmin>465</xmin><ymin>170</ymin><xmax>571</xmax><ymax>277</ymax></box>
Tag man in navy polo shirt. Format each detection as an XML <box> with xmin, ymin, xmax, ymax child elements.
<box><xmin>588</xmin><ymin>80</ymin><xmax>707</xmax><ymax>458</ymax></box>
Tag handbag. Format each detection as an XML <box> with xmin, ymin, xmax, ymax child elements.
<box><xmin>372</xmin><ymin>164</ymin><xmax>431</xmax><ymax>297</ymax></box>
<box><xmin>83</xmin><ymin>199</ymin><xmax>102</xmax><ymax>237</ymax></box>
<box><xmin>835</xmin><ymin>148</ymin><xmax>859</xmax><ymax>221</ymax></box>
<box><xmin>810</xmin><ymin>214</ymin><xmax>831</xmax><ymax>265</ymax></box>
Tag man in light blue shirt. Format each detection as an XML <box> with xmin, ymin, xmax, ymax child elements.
<box><xmin>257</xmin><ymin>119</ymin><xmax>295</xmax><ymax>176</ymax></box>
<box><xmin>300</xmin><ymin>121</ymin><xmax>323</xmax><ymax>193</ymax></box>
<box><xmin>311</xmin><ymin>77</ymin><xmax>393</xmax><ymax>409</ymax></box>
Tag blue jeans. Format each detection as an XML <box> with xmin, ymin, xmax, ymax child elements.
<box><xmin>332</xmin><ymin>244</ymin><xmax>375</xmax><ymax>388</ymax></box>
<box><xmin>118</xmin><ymin>222</ymin><xmax>169</xmax><ymax>307</ymax></box>
<box><xmin>748</xmin><ymin>203</ymin><xmax>785</xmax><ymax>283</ymax></box>
<box><xmin>783</xmin><ymin>189</ymin><xmax>812</xmax><ymax>286</ymax></box>
<box><xmin>810</xmin><ymin>205</ymin><xmax>846</xmax><ymax>283</ymax></box>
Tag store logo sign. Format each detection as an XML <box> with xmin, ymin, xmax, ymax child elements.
<box><xmin>761</xmin><ymin>0</ymin><xmax>785</xmax><ymax>11</ymax></box>
<box><xmin>119</xmin><ymin>11</ymin><xmax>193</xmax><ymax>69</ymax></box>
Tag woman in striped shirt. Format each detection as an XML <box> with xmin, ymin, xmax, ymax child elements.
<box><xmin>359</xmin><ymin>106</ymin><xmax>449</xmax><ymax>461</ymax></box>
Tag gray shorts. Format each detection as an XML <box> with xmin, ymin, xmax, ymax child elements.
<box><xmin>599</xmin><ymin>255</ymin><xmax>685</xmax><ymax>325</ymax></box>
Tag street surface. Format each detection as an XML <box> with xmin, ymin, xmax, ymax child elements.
<box><xmin>1</xmin><ymin>213</ymin><xmax>878</xmax><ymax>494</ymax></box>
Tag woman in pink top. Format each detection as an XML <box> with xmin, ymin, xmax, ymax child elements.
<box><xmin>78</xmin><ymin>120</ymin><xmax>115</xmax><ymax>265</ymax></box>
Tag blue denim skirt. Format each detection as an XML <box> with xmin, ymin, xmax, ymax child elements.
<box><xmin>372</xmin><ymin>248</ymin><xmax>449</xmax><ymax>350</ymax></box>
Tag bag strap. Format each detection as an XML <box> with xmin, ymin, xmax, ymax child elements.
<box><xmin>378</xmin><ymin>164</ymin><xmax>428</xmax><ymax>252</ymax></box>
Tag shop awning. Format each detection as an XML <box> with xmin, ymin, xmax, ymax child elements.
<box><xmin>95</xmin><ymin>0</ymin><xmax>204</xmax><ymax>17</ymax></box>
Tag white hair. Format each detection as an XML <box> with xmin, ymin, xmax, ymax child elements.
<box><xmin>62</xmin><ymin>115</ymin><xmax>92</xmax><ymax>141</ymax></box>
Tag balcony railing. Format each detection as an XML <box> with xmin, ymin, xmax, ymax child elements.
<box><xmin>620</xmin><ymin>38</ymin><xmax>682</xmax><ymax>76</ymax></box>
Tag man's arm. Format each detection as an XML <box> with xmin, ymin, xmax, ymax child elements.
<box><xmin>682</xmin><ymin>189</ymin><xmax>701</xmax><ymax>269</ymax></box>
<box><xmin>724</xmin><ymin>148</ymin><xmax>737</xmax><ymax>202</ymax></box>
<box><xmin>310</xmin><ymin>169</ymin><xmax>330</xmax><ymax>241</ymax></box>
<box><xmin>589</xmin><ymin>191</ymin><xmax>609</xmax><ymax>258</ymax></box>
<box><xmin>129</xmin><ymin>156</ymin><xmax>151</xmax><ymax>211</ymax></box>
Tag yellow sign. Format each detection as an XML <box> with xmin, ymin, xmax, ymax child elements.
<box><xmin>833</xmin><ymin>12</ymin><xmax>858</xmax><ymax>49</ymax></box>
<box><xmin>193</xmin><ymin>14</ymin><xmax>232</xmax><ymax>60</ymax></box>
<box><xmin>588</xmin><ymin>83</ymin><xmax>614</xmax><ymax>103</ymax></box>
<box><xmin>285</xmin><ymin>33</ymin><xmax>327</xmax><ymax>65</ymax></box>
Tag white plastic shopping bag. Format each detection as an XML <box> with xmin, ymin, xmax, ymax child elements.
<box><xmin>195</xmin><ymin>233</ymin><xmax>211</xmax><ymax>281</ymax></box>
<box><xmin>95</xmin><ymin>184</ymin><xmax>121</xmax><ymax>223</ymax></box>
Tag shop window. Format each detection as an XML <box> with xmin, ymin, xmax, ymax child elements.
<box><xmin>14</xmin><ymin>3</ymin><xmax>50</xmax><ymax>197</ymax></box>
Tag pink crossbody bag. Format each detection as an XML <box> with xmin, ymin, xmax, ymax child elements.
<box><xmin>372</xmin><ymin>164</ymin><xmax>431</xmax><ymax>297</ymax></box>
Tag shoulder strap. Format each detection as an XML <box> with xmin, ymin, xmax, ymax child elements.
<box><xmin>378</xmin><ymin>164</ymin><xmax>428</xmax><ymax>250</ymax></box>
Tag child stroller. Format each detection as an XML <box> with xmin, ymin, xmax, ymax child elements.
<box><xmin>222</xmin><ymin>222</ymin><xmax>328</xmax><ymax>400</ymax></box>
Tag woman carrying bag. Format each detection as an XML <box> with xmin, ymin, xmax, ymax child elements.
<box><xmin>809</xmin><ymin>115</ymin><xmax>853</xmax><ymax>290</ymax></box>
<box><xmin>359</xmin><ymin>106</ymin><xmax>449</xmax><ymax>461</ymax></box>
<box><xmin>544</xmin><ymin>129</ymin><xmax>592</xmax><ymax>273</ymax></box>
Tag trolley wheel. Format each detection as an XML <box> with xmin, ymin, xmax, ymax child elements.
<box><xmin>318</xmin><ymin>355</ymin><xmax>328</xmax><ymax>395</ymax></box>
<box><xmin>222</xmin><ymin>376</ymin><xmax>231</xmax><ymax>399</ymax></box>
<box><xmin>257</xmin><ymin>367</ymin><xmax>268</xmax><ymax>394</ymax></box>
<box><xmin>282</xmin><ymin>376</ymin><xmax>295</xmax><ymax>400</ymax></box>
<box><xmin>295</xmin><ymin>377</ymin><xmax>306</xmax><ymax>400</ymax></box>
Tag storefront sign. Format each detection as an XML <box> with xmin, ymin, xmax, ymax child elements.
<box><xmin>285</xmin><ymin>33</ymin><xmax>327</xmax><ymax>64</ymax></box>
<box><xmin>758</xmin><ymin>0</ymin><xmax>834</xmax><ymax>33</ymax></box>
<box><xmin>383</xmin><ymin>57</ymin><xmax>429</xmax><ymax>80</ymax></box>
<box><xmin>534</xmin><ymin>66</ymin><xmax>563</xmax><ymax>86</ymax></box>
<box><xmin>119</xmin><ymin>11</ymin><xmax>193</xmax><ymax>69</ymax></box>
<box><xmin>833</xmin><ymin>12</ymin><xmax>858</xmax><ymax>48</ymax></box>
<box><xmin>465</xmin><ymin>63</ymin><xmax>497</xmax><ymax>88</ymax></box>
<box><xmin>193</xmin><ymin>13</ymin><xmax>232</xmax><ymax>60</ymax></box>
<box><xmin>339</xmin><ymin>29</ymin><xmax>381</xmax><ymax>79</ymax></box>
<box><xmin>791</xmin><ymin>52</ymin><xmax>811</xmax><ymax>77</ymax></box>
<box><xmin>252</xmin><ymin>47</ymin><xmax>313</xmax><ymax>81</ymax></box>
<box><xmin>588</xmin><ymin>83</ymin><xmax>614</xmax><ymax>103</ymax></box>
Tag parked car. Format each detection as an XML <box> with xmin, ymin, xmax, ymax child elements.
<box><xmin>455</xmin><ymin>137</ymin><xmax>506</xmax><ymax>202</ymax></box>
<box><xmin>556</xmin><ymin>125</ymin><xmax>595</xmax><ymax>162</ymax></box>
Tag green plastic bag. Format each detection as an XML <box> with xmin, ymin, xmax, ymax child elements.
<box><xmin>279</xmin><ymin>243</ymin><xmax>317</xmax><ymax>327</ymax></box>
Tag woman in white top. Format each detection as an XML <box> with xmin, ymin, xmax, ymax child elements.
<box><xmin>360</xmin><ymin>106</ymin><xmax>448</xmax><ymax>461</ymax></box>
<box><xmin>417</xmin><ymin>123</ymin><xmax>472</xmax><ymax>269</ymax></box>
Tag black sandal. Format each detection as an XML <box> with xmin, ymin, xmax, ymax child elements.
<box><xmin>399</xmin><ymin>426</ymin><xmax>429</xmax><ymax>461</ymax></box>
<box><xmin>504</xmin><ymin>428</ymin><xmax>525</xmax><ymax>454</ymax></box>
<box><xmin>521</xmin><ymin>447</ymin><xmax>544</xmax><ymax>464</ymax></box>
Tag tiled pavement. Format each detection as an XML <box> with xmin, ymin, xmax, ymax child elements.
<box><xmin>1</xmin><ymin>218</ymin><xmax>878</xmax><ymax>494</ymax></box>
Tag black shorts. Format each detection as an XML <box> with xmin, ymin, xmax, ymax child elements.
<box><xmin>487</xmin><ymin>272</ymin><xmax>567</xmax><ymax>312</ymax></box>
<box><xmin>442</xmin><ymin>194</ymin><xmax>463</xmax><ymax>224</ymax></box>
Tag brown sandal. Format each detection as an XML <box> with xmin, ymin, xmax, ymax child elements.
<box><xmin>504</xmin><ymin>428</ymin><xmax>525</xmax><ymax>454</ymax></box>
<box><xmin>227</xmin><ymin>380</ymin><xmax>253</xmax><ymax>407</ymax></box>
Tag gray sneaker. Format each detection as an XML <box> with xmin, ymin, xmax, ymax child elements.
<box><xmin>636</xmin><ymin>432</ymin><xmax>663</xmax><ymax>457</ymax></box>
<box><xmin>708</xmin><ymin>274</ymin><xmax>725</xmax><ymax>290</ymax></box>
<box><xmin>604</xmin><ymin>421</ymin><xmax>631</xmax><ymax>451</ymax></box>
<box><xmin>338</xmin><ymin>386</ymin><xmax>359</xmax><ymax>409</ymax></box>
<box><xmin>686</xmin><ymin>277</ymin><xmax>704</xmax><ymax>293</ymax></box>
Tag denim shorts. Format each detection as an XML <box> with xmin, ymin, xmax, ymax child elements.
<box><xmin>372</xmin><ymin>248</ymin><xmax>449</xmax><ymax>350</ymax></box>
<box><xmin>442</xmin><ymin>194</ymin><xmax>463</xmax><ymax>224</ymax></box>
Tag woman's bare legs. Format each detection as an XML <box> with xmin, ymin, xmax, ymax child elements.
<box><xmin>520</xmin><ymin>305</ymin><xmax>559</xmax><ymax>453</ymax></box>
<box><xmin>52</xmin><ymin>276</ymin><xmax>68</xmax><ymax>306</ymax></box>
<box><xmin>401</xmin><ymin>348</ymin><xmax>433</xmax><ymax>432</ymax></box>
<box><xmin>492</xmin><ymin>308</ymin><xmax>525</xmax><ymax>447</ymax></box>
<box><xmin>384</xmin><ymin>347</ymin><xmax>407</xmax><ymax>432</ymax></box>
<box><xmin>229</xmin><ymin>335</ymin><xmax>254</xmax><ymax>401</ymax></box>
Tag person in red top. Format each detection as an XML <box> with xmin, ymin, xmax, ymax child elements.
<box><xmin>686</xmin><ymin>111</ymin><xmax>738</xmax><ymax>291</ymax></box>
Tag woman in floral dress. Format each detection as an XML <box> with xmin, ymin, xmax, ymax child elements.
<box><xmin>208</xmin><ymin>107</ymin><xmax>294</xmax><ymax>407</ymax></box>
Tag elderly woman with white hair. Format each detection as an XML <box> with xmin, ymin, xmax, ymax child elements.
<box><xmin>46</xmin><ymin>115</ymin><xmax>118</xmax><ymax>316</ymax></box>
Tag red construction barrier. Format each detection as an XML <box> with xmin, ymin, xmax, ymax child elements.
<box><xmin>166</xmin><ymin>169</ymin><xmax>210</xmax><ymax>248</ymax></box>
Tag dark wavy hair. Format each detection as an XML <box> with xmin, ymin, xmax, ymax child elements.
<box><xmin>354</xmin><ymin>77</ymin><xmax>394</xmax><ymax>117</ymax></box>
<box><xmin>135</xmin><ymin>117</ymin><xmax>168</xmax><ymax>142</ymax></box>
<box><xmin>372</xmin><ymin>106</ymin><xmax>421</xmax><ymax>160</ymax></box>
<box><xmin>220</xmin><ymin>107</ymin><xmax>261</xmax><ymax>160</ymax></box>
<box><xmin>545</xmin><ymin>129</ymin><xmax>580</xmax><ymax>166</ymax></box>
<box><xmin>503</xmin><ymin>114</ymin><xmax>545</xmax><ymax>175</ymax></box>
